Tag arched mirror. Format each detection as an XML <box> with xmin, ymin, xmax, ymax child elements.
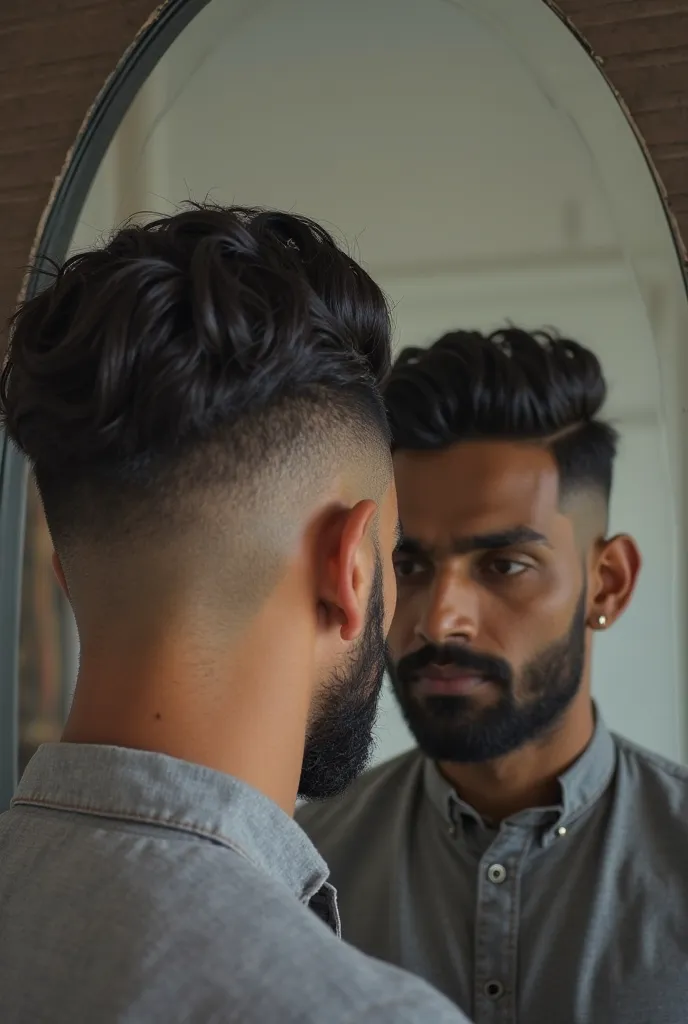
<box><xmin>2</xmin><ymin>0</ymin><xmax>688</xmax><ymax>809</ymax></box>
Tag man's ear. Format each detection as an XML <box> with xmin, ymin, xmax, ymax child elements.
<box><xmin>316</xmin><ymin>499</ymin><xmax>377</xmax><ymax>643</ymax></box>
<box><xmin>588</xmin><ymin>533</ymin><xmax>641</xmax><ymax>629</ymax></box>
<box><xmin>52</xmin><ymin>551</ymin><xmax>70</xmax><ymax>600</ymax></box>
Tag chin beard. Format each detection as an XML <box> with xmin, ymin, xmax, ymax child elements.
<box><xmin>388</xmin><ymin>589</ymin><xmax>587</xmax><ymax>764</ymax></box>
<box><xmin>298</xmin><ymin>559</ymin><xmax>387</xmax><ymax>800</ymax></box>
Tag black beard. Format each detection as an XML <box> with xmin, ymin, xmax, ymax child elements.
<box><xmin>299</xmin><ymin>558</ymin><xmax>387</xmax><ymax>800</ymax></box>
<box><xmin>387</xmin><ymin>588</ymin><xmax>587</xmax><ymax>764</ymax></box>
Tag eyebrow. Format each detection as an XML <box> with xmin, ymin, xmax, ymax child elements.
<box><xmin>394</xmin><ymin>520</ymin><xmax>404</xmax><ymax>550</ymax></box>
<box><xmin>396</xmin><ymin>525</ymin><xmax>549</xmax><ymax>558</ymax></box>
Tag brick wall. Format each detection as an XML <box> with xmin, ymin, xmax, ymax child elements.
<box><xmin>0</xmin><ymin>0</ymin><xmax>686</xmax><ymax>357</ymax></box>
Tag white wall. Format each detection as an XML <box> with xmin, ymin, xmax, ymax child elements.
<box><xmin>70</xmin><ymin>0</ymin><xmax>687</xmax><ymax>762</ymax></box>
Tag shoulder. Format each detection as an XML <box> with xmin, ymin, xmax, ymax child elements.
<box><xmin>146</xmin><ymin>855</ymin><xmax>463</xmax><ymax>1022</ymax></box>
<box><xmin>90</xmin><ymin>835</ymin><xmax>463</xmax><ymax>1021</ymax></box>
<box><xmin>296</xmin><ymin>747</ymin><xmax>424</xmax><ymax>840</ymax></box>
<box><xmin>612</xmin><ymin>732</ymin><xmax>688</xmax><ymax>817</ymax></box>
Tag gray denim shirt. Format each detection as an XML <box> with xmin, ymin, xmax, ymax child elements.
<box><xmin>298</xmin><ymin>718</ymin><xmax>688</xmax><ymax>1024</ymax></box>
<box><xmin>0</xmin><ymin>743</ymin><xmax>471</xmax><ymax>1024</ymax></box>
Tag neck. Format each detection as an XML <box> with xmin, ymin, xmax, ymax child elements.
<box><xmin>62</xmin><ymin>604</ymin><xmax>314</xmax><ymax>816</ymax></box>
<box><xmin>437</xmin><ymin>693</ymin><xmax>595</xmax><ymax>823</ymax></box>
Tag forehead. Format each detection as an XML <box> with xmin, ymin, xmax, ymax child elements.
<box><xmin>393</xmin><ymin>441</ymin><xmax>561</xmax><ymax>541</ymax></box>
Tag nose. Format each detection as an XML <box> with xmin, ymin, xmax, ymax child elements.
<box><xmin>415</xmin><ymin>565</ymin><xmax>479</xmax><ymax>646</ymax></box>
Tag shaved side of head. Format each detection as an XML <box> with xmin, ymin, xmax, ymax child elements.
<box><xmin>50</xmin><ymin>396</ymin><xmax>392</xmax><ymax>628</ymax></box>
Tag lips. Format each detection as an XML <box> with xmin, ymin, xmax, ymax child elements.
<box><xmin>414</xmin><ymin>665</ymin><xmax>487</xmax><ymax>697</ymax></box>
<box><xmin>421</xmin><ymin>665</ymin><xmax>478</xmax><ymax>681</ymax></box>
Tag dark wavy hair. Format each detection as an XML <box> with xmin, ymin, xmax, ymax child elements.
<box><xmin>385</xmin><ymin>327</ymin><xmax>618</xmax><ymax>501</ymax></box>
<box><xmin>1</xmin><ymin>204</ymin><xmax>392</xmax><ymax>544</ymax></box>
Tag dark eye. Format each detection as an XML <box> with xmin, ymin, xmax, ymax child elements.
<box><xmin>393</xmin><ymin>556</ymin><xmax>426</xmax><ymax>579</ymax></box>
<box><xmin>487</xmin><ymin>558</ymin><xmax>530</xmax><ymax>578</ymax></box>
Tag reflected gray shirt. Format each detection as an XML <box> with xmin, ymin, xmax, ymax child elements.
<box><xmin>0</xmin><ymin>743</ymin><xmax>471</xmax><ymax>1024</ymax></box>
<box><xmin>297</xmin><ymin>719</ymin><xmax>688</xmax><ymax>1024</ymax></box>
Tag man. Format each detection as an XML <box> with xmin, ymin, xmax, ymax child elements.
<box><xmin>298</xmin><ymin>328</ymin><xmax>688</xmax><ymax>1024</ymax></box>
<box><xmin>0</xmin><ymin>206</ymin><xmax>469</xmax><ymax>1023</ymax></box>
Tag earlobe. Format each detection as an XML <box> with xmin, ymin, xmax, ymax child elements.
<box><xmin>589</xmin><ymin>533</ymin><xmax>641</xmax><ymax>629</ymax></box>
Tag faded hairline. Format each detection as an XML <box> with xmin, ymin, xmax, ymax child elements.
<box><xmin>48</xmin><ymin>399</ymin><xmax>392</xmax><ymax>626</ymax></box>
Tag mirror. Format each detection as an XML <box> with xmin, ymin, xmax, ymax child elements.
<box><xmin>15</xmin><ymin>0</ymin><xmax>688</xmax><ymax>780</ymax></box>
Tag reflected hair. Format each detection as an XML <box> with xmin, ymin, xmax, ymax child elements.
<box><xmin>1</xmin><ymin>203</ymin><xmax>392</xmax><ymax>548</ymax></box>
<box><xmin>386</xmin><ymin>327</ymin><xmax>618</xmax><ymax>502</ymax></box>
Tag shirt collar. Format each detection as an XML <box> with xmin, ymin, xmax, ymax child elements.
<box><xmin>14</xmin><ymin>743</ymin><xmax>331</xmax><ymax>907</ymax></box>
<box><xmin>424</xmin><ymin>710</ymin><xmax>617</xmax><ymax>840</ymax></box>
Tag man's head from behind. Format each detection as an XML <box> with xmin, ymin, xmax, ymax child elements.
<box><xmin>1</xmin><ymin>205</ymin><xmax>399</xmax><ymax>801</ymax></box>
<box><xmin>385</xmin><ymin>328</ymin><xmax>641</xmax><ymax>764</ymax></box>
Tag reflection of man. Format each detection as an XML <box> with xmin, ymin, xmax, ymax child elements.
<box><xmin>0</xmin><ymin>208</ymin><xmax>468</xmax><ymax>1023</ymax></box>
<box><xmin>299</xmin><ymin>328</ymin><xmax>688</xmax><ymax>1024</ymax></box>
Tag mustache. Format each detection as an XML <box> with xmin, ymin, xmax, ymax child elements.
<box><xmin>393</xmin><ymin>643</ymin><xmax>513</xmax><ymax>691</ymax></box>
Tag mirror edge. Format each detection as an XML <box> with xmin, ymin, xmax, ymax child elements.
<box><xmin>0</xmin><ymin>0</ymin><xmax>212</xmax><ymax>809</ymax></box>
<box><xmin>2</xmin><ymin>0</ymin><xmax>688</xmax><ymax>803</ymax></box>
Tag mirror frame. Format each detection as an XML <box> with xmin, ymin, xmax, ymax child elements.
<box><xmin>0</xmin><ymin>0</ymin><xmax>687</xmax><ymax>806</ymax></box>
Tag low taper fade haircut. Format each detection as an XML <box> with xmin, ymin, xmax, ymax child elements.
<box><xmin>385</xmin><ymin>327</ymin><xmax>618</xmax><ymax>505</ymax></box>
<box><xmin>1</xmin><ymin>205</ymin><xmax>393</xmax><ymax>585</ymax></box>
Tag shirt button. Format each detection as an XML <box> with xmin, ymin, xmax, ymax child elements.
<box><xmin>484</xmin><ymin>980</ymin><xmax>504</xmax><ymax>1000</ymax></box>
<box><xmin>487</xmin><ymin>862</ymin><xmax>507</xmax><ymax>884</ymax></box>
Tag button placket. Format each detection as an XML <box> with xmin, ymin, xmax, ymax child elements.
<box><xmin>473</xmin><ymin>827</ymin><xmax>530</xmax><ymax>1024</ymax></box>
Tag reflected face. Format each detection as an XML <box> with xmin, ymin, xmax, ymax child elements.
<box><xmin>299</xmin><ymin>482</ymin><xmax>398</xmax><ymax>799</ymax></box>
<box><xmin>387</xmin><ymin>442</ymin><xmax>588</xmax><ymax>763</ymax></box>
